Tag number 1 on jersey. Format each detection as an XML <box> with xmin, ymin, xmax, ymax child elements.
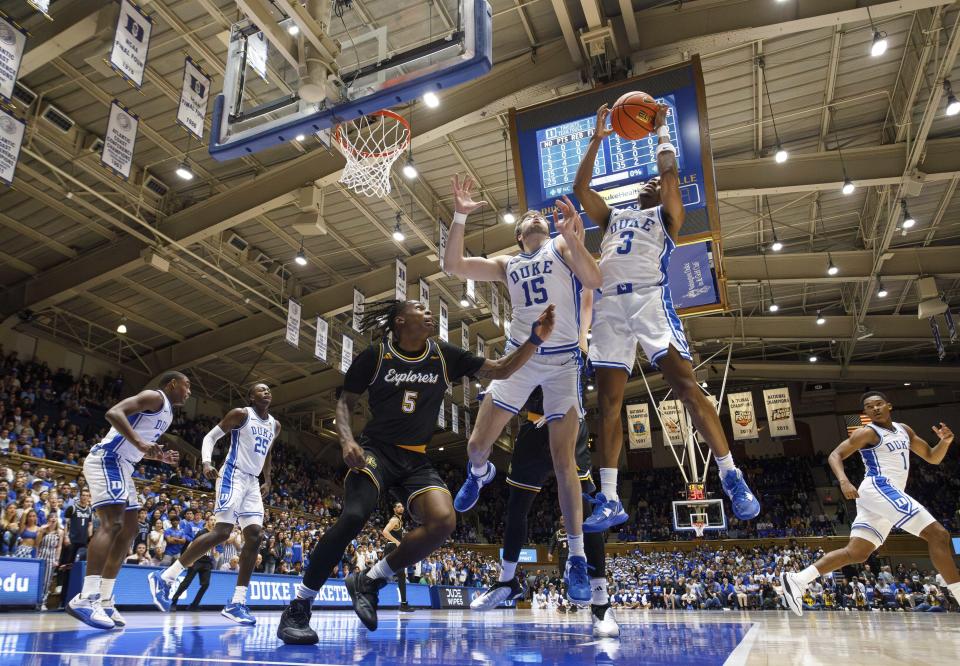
<box><xmin>401</xmin><ymin>390</ymin><xmax>419</xmax><ymax>413</ymax></box>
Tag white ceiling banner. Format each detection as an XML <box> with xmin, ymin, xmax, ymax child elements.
<box><xmin>314</xmin><ymin>317</ymin><xmax>328</xmax><ymax>361</ymax></box>
<box><xmin>437</xmin><ymin>400</ymin><xmax>446</xmax><ymax>429</ymax></box>
<box><xmin>341</xmin><ymin>334</ymin><xmax>354</xmax><ymax>374</ymax></box>
<box><xmin>176</xmin><ymin>57</ymin><xmax>210</xmax><ymax>140</ymax></box>
<box><xmin>248</xmin><ymin>31</ymin><xmax>268</xmax><ymax>80</ymax></box>
<box><xmin>0</xmin><ymin>106</ymin><xmax>26</xmax><ymax>186</ymax></box>
<box><xmin>477</xmin><ymin>336</ymin><xmax>485</xmax><ymax>358</ymax></box>
<box><xmin>658</xmin><ymin>399</ymin><xmax>689</xmax><ymax>447</ymax></box>
<box><xmin>395</xmin><ymin>259</ymin><xmax>407</xmax><ymax>301</ymax></box>
<box><xmin>100</xmin><ymin>101</ymin><xmax>138</xmax><ymax>181</ymax></box>
<box><xmin>438</xmin><ymin>219</ymin><xmax>448</xmax><ymax>274</ymax></box>
<box><xmin>762</xmin><ymin>387</ymin><xmax>797</xmax><ymax>438</ymax></box>
<box><xmin>451</xmin><ymin>403</ymin><xmax>459</xmax><ymax>434</ymax></box>
<box><xmin>419</xmin><ymin>278</ymin><xmax>430</xmax><ymax>308</ymax></box>
<box><xmin>626</xmin><ymin>403</ymin><xmax>651</xmax><ymax>450</ymax></box>
<box><xmin>352</xmin><ymin>288</ymin><xmax>364</xmax><ymax>333</ymax></box>
<box><xmin>439</xmin><ymin>299</ymin><xmax>449</xmax><ymax>342</ymax></box>
<box><xmin>466</xmin><ymin>278</ymin><xmax>476</xmax><ymax>302</ymax></box>
<box><xmin>461</xmin><ymin>321</ymin><xmax>469</xmax><ymax>350</ymax></box>
<box><xmin>109</xmin><ymin>0</ymin><xmax>153</xmax><ymax>89</ymax></box>
<box><xmin>285</xmin><ymin>299</ymin><xmax>301</xmax><ymax>348</ymax></box>
<box><xmin>727</xmin><ymin>391</ymin><xmax>758</xmax><ymax>441</ymax></box>
<box><xmin>0</xmin><ymin>14</ymin><xmax>28</xmax><ymax>104</ymax></box>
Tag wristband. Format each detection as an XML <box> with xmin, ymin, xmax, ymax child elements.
<box><xmin>452</xmin><ymin>211</ymin><xmax>467</xmax><ymax>225</ymax></box>
<box><xmin>656</xmin><ymin>142</ymin><xmax>676</xmax><ymax>158</ymax></box>
<box><xmin>528</xmin><ymin>332</ymin><xmax>543</xmax><ymax>347</ymax></box>
<box><xmin>657</xmin><ymin>125</ymin><xmax>671</xmax><ymax>140</ymax></box>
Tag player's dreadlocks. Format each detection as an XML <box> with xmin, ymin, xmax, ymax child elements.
<box><xmin>357</xmin><ymin>299</ymin><xmax>406</xmax><ymax>339</ymax></box>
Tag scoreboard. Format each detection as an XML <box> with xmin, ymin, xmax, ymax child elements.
<box><xmin>509</xmin><ymin>56</ymin><xmax>726</xmax><ymax>315</ymax></box>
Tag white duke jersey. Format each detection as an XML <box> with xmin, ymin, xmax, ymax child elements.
<box><xmin>94</xmin><ymin>390</ymin><xmax>173</xmax><ymax>463</ymax></box>
<box><xmin>599</xmin><ymin>204</ymin><xmax>673</xmax><ymax>294</ymax></box>
<box><xmin>859</xmin><ymin>422</ymin><xmax>911</xmax><ymax>490</ymax></box>
<box><xmin>223</xmin><ymin>407</ymin><xmax>277</xmax><ymax>476</ymax></box>
<box><xmin>504</xmin><ymin>236</ymin><xmax>581</xmax><ymax>354</ymax></box>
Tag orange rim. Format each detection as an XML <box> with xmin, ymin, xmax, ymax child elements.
<box><xmin>333</xmin><ymin>109</ymin><xmax>411</xmax><ymax>159</ymax></box>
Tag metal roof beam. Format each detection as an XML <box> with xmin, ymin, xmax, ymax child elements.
<box><xmin>19</xmin><ymin>3</ymin><xmax>111</xmax><ymax>77</ymax></box>
<box><xmin>686</xmin><ymin>315</ymin><xmax>941</xmax><ymax>343</ymax></box>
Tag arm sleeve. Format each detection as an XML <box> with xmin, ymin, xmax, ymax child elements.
<box><xmin>439</xmin><ymin>342</ymin><xmax>486</xmax><ymax>381</ymax></box>
<box><xmin>201</xmin><ymin>425</ymin><xmax>226</xmax><ymax>464</ymax></box>
<box><xmin>342</xmin><ymin>345</ymin><xmax>380</xmax><ymax>394</ymax></box>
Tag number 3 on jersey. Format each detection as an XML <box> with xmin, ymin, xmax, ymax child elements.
<box><xmin>521</xmin><ymin>277</ymin><xmax>548</xmax><ymax>307</ymax></box>
<box><xmin>402</xmin><ymin>390</ymin><xmax>419</xmax><ymax>413</ymax></box>
<box><xmin>616</xmin><ymin>230</ymin><xmax>634</xmax><ymax>254</ymax></box>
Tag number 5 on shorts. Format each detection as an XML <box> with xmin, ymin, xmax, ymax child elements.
<box><xmin>402</xmin><ymin>390</ymin><xmax>418</xmax><ymax>413</ymax></box>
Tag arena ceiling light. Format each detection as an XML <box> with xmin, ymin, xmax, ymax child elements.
<box><xmin>294</xmin><ymin>133</ymin><xmax>306</xmax><ymax>142</ymax></box>
<box><xmin>768</xmin><ymin>302</ymin><xmax>779</xmax><ymax>312</ymax></box>
<box><xmin>945</xmin><ymin>80</ymin><xmax>960</xmax><ymax>116</ymax></box>
<box><xmin>116</xmin><ymin>317</ymin><xmax>127</xmax><ymax>334</ymax></box>
<box><xmin>587</xmin><ymin>382</ymin><xmax>595</xmax><ymax>391</ymax></box>
<box><xmin>867</xmin><ymin>7</ymin><xmax>888</xmax><ymax>57</ymax></box>
<box><xmin>758</xmin><ymin>56</ymin><xmax>788</xmax><ymax>164</ymax></box>
<box><xmin>402</xmin><ymin>155</ymin><xmax>418</xmax><ymax>179</ymax></box>
<box><xmin>826</xmin><ymin>253</ymin><xmax>839</xmax><ymax>276</ymax></box>
<box><xmin>175</xmin><ymin>160</ymin><xmax>194</xmax><ymax>181</ymax></box>
<box><xmin>808</xmin><ymin>354</ymin><xmax>818</xmax><ymax>363</ymax></box>
<box><xmin>901</xmin><ymin>200</ymin><xmax>916</xmax><ymax>228</ymax></box>
<box><xmin>392</xmin><ymin>214</ymin><xmax>406</xmax><ymax>242</ymax></box>
<box><xmin>422</xmin><ymin>91</ymin><xmax>440</xmax><ymax>108</ymax></box>
<box><xmin>877</xmin><ymin>283</ymin><xmax>888</xmax><ymax>298</ymax></box>
<box><xmin>842</xmin><ymin>177</ymin><xmax>855</xmax><ymax>195</ymax></box>
<box><xmin>287</xmin><ymin>23</ymin><xmax>299</xmax><ymax>36</ymax></box>
<box><xmin>502</xmin><ymin>206</ymin><xmax>516</xmax><ymax>225</ymax></box>
<box><xmin>501</xmin><ymin>130</ymin><xmax>515</xmax><ymax>224</ymax></box>
<box><xmin>294</xmin><ymin>240</ymin><xmax>308</xmax><ymax>266</ymax></box>
<box><xmin>459</xmin><ymin>286</ymin><xmax>470</xmax><ymax>308</ymax></box>
<box><xmin>816</xmin><ymin>310</ymin><xmax>826</xmax><ymax>325</ymax></box>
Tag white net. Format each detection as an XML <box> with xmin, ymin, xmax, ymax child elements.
<box><xmin>692</xmin><ymin>512</ymin><xmax>707</xmax><ymax>538</ymax></box>
<box><xmin>334</xmin><ymin>110</ymin><xmax>411</xmax><ymax>198</ymax></box>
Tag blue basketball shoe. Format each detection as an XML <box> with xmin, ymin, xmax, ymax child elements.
<box><xmin>147</xmin><ymin>571</ymin><xmax>173</xmax><ymax>612</ymax></box>
<box><xmin>582</xmin><ymin>493</ymin><xmax>629</xmax><ymax>533</ymax></box>
<box><xmin>453</xmin><ymin>462</ymin><xmax>496</xmax><ymax>512</ymax></box>
<box><xmin>222</xmin><ymin>602</ymin><xmax>256</xmax><ymax>625</ymax></box>
<box><xmin>720</xmin><ymin>468</ymin><xmax>760</xmax><ymax>520</ymax></box>
<box><xmin>565</xmin><ymin>555</ymin><xmax>591</xmax><ymax>606</ymax></box>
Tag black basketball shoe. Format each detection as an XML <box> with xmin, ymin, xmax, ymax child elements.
<box><xmin>345</xmin><ymin>573</ymin><xmax>387</xmax><ymax>631</ymax></box>
<box><xmin>276</xmin><ymin>598</ymin><xmax>318</xmax><ymax>645</ymax></box>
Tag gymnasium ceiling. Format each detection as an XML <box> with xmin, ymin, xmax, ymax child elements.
<box><xmin>2</xmin><ymin>0</ymin><xmax>960</xmax><ymax>427</ymax></box>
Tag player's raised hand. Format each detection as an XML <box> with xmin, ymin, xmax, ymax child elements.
<box><xmin>839</xmin><ymin>479</ymin><xmax>859</xmax><ymax>500</ymax></box>
<box><xmin>452</xmin><ymin>173</ymin><xmax>488</xmax><ymax>216</ymax></box>
<box><xmin>593</xmin><ymin>104</ymin><xmax>613</xmax><ymax>140</ymax></box>
<box><xmin>553</xmin><ymin>196</ymin><xmax>584</xmax><ymax>241</ymax></box>
<box><xmin>342</xmin><ymin>438</ymin><xmax>366</xmax><ymax>470</ymax></box>
<box><xmin>932</xmin><ymin>422</ymin><xmax>954</xmax><ymax>445</ymax></box>
<box><xmin>532</xmin><ymin>304</ymin><xmax>556</xmax><ymax>344</ymax></box>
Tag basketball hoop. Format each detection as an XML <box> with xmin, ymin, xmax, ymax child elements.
<box><xmin>692</xmin><ymin>521</ymin><xmax>706</xmax><ymax>538</ymax></box>
<box><xmin>334</xmin><ymin>110</ymin><xmax>411</xmax><ymax>198</ymax></box>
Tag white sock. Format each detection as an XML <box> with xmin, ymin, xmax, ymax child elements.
<box><xmin>471</xmin><ymin>462</ymin><xmax>489</xmax><ymax>477</ymax></box>
<box><xmin>500</xmin><ymin>560</ymin><xmax>518</xmax><ymax>582</ymax></box>
<box><xmin>796</xmin><ymin>565</ymin><xmax>820</xmax><ymax>588</ymax></box>
<box><xmin>590</xmin><ymin>577</ymin><xmax>609</xmax><ymax>605</ymax></box>
<box><xmin>366</xmin><ymin>558</ymin><xmax>395</xmax><ymax>581</ymax></box>
<box><xmin>100</xmin><ymin>578</ymin><xmax>116</xmax><ymax>601</ymax></box>
<box><xmin>948</xmin><ymin>582</ymin><xmax>960</xmax><ymax>602</ymax></box>
<box><xmin>567</xmin><ymin>533</ymin><xmax>585</xmax><ymax>559</ymax></box>
<box><xmin>162</xmin><ymin>559</ymin><xmax>185</xmax><ymax>583</ymax></box>
<box><xmin>716</xmin><ymin>453</ymin><xmax>735</xmax><ymax>474</ymax></box>
<box><xmin>599</xmin><ymin>468</ymin><xmax>619</xmax><ymax>501</ymax></box>
<box><xmin>296</xmin><ymin>583</ymin><xmax>318</xmax><ymax>600</ymax></box>
<box><xmin>81</xmin><ymin>575</ymin><xmax>101</xmax><ymax>599</ymax></box>
<box><xmin>232</xmin><ymin>586</ymin><xmax>247</xmax><ymax>604</ymax></box>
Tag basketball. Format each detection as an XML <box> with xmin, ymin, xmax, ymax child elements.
<box><xmin>610</xmin><ymin>91</ymin><xmax>660</xmax><ymax>141</ymax></box>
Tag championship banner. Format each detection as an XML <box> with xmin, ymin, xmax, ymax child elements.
<box><xmin>439</xmin><ymin>299</ymin><xmax>449</xmax><ymax>342</ymax></box>
<box><xmin>314</xmin><ymin>317</ymin><xmax>328</xmax><ymax>361</ymax></box>
<box><xmin>727</xmin><ymin>391</ymin><xmax>758</xmax><ymax>441</ymax></box>
<box><xmin>491</xmin><ymin>288</ymin><xmax>501</xmax><ymax>328</ymax></box>
<box><xmin>477</xmin><ymin>336</ymin><xmax>485</xmax><ymax>358</ymax></box>
<box><xmin>395</xmin><ymin>259</ymin><xmax>407</xmax><ymax>301</ymax></box>
<box><xmin>437</xmin><ymin>401</ymin><xmax>446</xmax><ymax>428</ymax></box>
<box><xmin>285</xmin><ymin>299</ymin><xmax>301</xmax><ymax>348</ymax></box>
<box><xmin>352</xmin><ymin>289</ymin><xmax>364</xmax><ymax>332</ymax></box>
<box><xmin>466</xmin><ymin>278</ymin><xmax>476</xmax><ymax>303</ymax></box>
<box><xmin>762</xmin><ymin>387</ymin><xmax>797</xmax><ymax>437</ymax></box>
<box><xmin>451</xmin><ymin>403</ymin><xmax>459</xmax><ymax>433</ymax></box>
<box><xmin>658</xmin><ymin>399</ymin><xmax>688</xmax><ymax>447</ymax></box>
<box><xmin>248</xmin><ymin>31</ymin><xmax>267</xmax><ymax>80</ymax></box>
<box><xmin>461</xmin><ymin>321</ymin><xmax>469</xmax><ymax>350</ymax></box>
<box><xmin>465</xmin><ymin>410</ymin><xmax>472</xmax><ymax>440</ymax></box>
<box><xmin>0</xmin><ymin>107</ymin><xmax>26</xmax><ymax>186</ymax></box>
<box><xmin>626</xmin><ymin>403</ymin><xmax>651</xmax><ymax>450</ymax></box>
<box><xmin>419</xmin><ymin>278</ymin><xmax>430</xmax><ymax>308</ymax></box>
<box><xmin>945</xmin><ymin>309</ymin><xmax>957</xmax><ymax>343</ymax></box>
<box><xmin>100</xmin><ymin>101</ymin><xmax>138</xmax><ymax>180</ymax></box>
<box><xmin>176</xmin><ymin>57</ymin><xmax>210</xmax><ymax>140</ymax></box>
<box><xmin>109</xmin><ymin>0</ymin><xmax>153</xmax><ymax>89</ymax></box>
<box><xmin>930</xmin><ymin>316</ymin><xmax>946</xmax><ymax>361</ymax></box>
<box><xmin>0</xmin><ymin>14</ymin><xmax>27</xmax><ymax>103</ymax></box>
<box><xmin>462</xmin><ymin>376</ymin><xmax>470</xmax><ymax>405</ymax></box>
<box><xmin>439</xmin><ymin>220</ymin><xmax>448</xmax><ymax>274</ymax></box>
<box><xmin>341</xmin><ymin>334</ymin><xmax>353</xmax><ymax>374</ymax></box>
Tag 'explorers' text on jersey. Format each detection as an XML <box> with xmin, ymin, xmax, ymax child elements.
<box><xmin>343</xmin><ymin>339</ymin><xmax>485</xmax><ymax>447</ymax></box>
<box><xmin>859</xmin><ymin>422</ymin><xmax>912</xmax><ymax>490</ymax></box>
<box><xmin>92</xmin><ymin>389</ymin><xmax>173</xmax><ymax>463</ymax></box>
<box><xmin>505</xmin><ymin>236</ymin><xmax>581</xmax><ymax>354</ymax></box>
<box><xmin>599</xmin><ymin>205</ymin><xmax>673</xmax><ymax>294</ymax></box>
<box><xmin>224</xmin><ymin>406</ymin><xmax>277</xmax><ymax>477</ymax></box>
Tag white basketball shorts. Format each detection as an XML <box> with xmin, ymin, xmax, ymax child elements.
<box><xmin>849</xmin><ymin>476</ymin><xmax>936</xmax><ymax>548</ymax></box>
<box><xmin>486</xmin><ymin>345</ymin><xmax>583</xmax><ymax>421</ymax></box>
<box><xmin>84</xmin><ymin>447</ymin><xmax>140</xmax><ymax>511</ymax></box>
<box><xmin>589</xmin><ymin>285</ymin><xmax>692</xmax><ymax>373</ymax></box>
<box><xmin>214</xmin><ymin>465</ymin><xmax>265</xmax><ymax>529</ymax></box>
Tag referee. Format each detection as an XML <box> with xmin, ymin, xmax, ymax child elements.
<box><xmin>276</xmin><ymin>298</ymin><xmax>555</xmax><ymax>643</ymax></box>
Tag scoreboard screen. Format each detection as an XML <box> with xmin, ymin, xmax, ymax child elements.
<box><xmin>687</xmin><ymin>483</ymin><xmax>706</xmax><ymax>501</ymax></box>
<box><xmin>510</xmin><ymin>56</ymin><xmax>725</xmax><ymax>315</ymax></box>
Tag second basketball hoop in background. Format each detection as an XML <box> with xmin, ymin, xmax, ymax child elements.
<box><xmin>334</xmin><ymin>110</ymin><xmax>411</xmax><ymax>198</ymax></box>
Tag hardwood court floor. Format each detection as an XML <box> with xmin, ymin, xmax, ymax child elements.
<box><xmin>0</xmin><ymin>607</ymin><xmax>956</xmax><ymax>665</ymax></box>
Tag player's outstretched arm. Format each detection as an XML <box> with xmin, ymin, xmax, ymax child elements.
<box><xmin>106</xmin><ymin>390</ymin><xmax>165</xmax><ymax>459</ymax></box>
<box><xmin>654</xmin><ymin>105</ymin><xmax>685</xmax><ymax>239</ymax></box>
<box><xmin>443</xmin><ymin>174</ymin><xmax>507</xmax><ymax>282</ymax></box>
<box><xmin>828</xmin><ymin>427</ymin><xmax>878</xmax><ymax>499</ymax></box>
<box><xmin>906</xmin><ymin>422</ymin><xmax>954</xmax><ymax>464</ymax></box>
<box><xmin>476</xmin><ymin>304</ymin><xmax>555</xmax><ymax>380</ymax></box>
<box><xmin>336</xmin><ymin>390</ymin><xmax>366</xmax><ymax>469</ymax></box>
<box><xmin>553</xmin><ymin>196</ymin><xmax>601</xmax><ymax>289</ymax></box>
<box><xmin>201</xmin><ymin>407</ymin><xmax>246</xmax><ymax>478</ymax></box>
<box><xmin>573</xmin><ymin>105</ymin><xmax>612</xmax><ymax>228</ymax></box>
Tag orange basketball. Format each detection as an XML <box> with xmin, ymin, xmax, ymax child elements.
<box><xmin>610</xmin><ymin>91</ymin><xmax>659</xmax><ymax>141</ymax></box>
